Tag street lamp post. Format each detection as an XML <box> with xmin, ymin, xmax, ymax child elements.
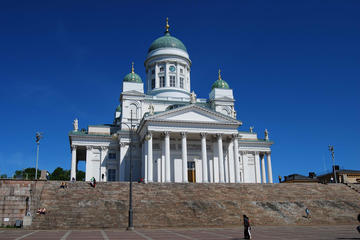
<box><xmin>35</xmin><ymin>132</ymin><xmax>43</xmax><ymax>180</ymax></box>
<box><xmin>328</xmin><ymin>145</ymin><xmax>337</xmax><ymax>183</ymax></box>
<box><xmin>127</xmin><ymin>110</ymin><xmax>134</xmax><ymax>230</ymax></box>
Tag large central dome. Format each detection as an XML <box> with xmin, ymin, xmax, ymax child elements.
<box><xmin>148</xmin><ymin>32</ymin><xmax>187</xmax><ymax>53</ymax></box>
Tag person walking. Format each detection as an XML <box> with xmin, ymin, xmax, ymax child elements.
<box><xmin>357</xmin><ymin>213</ymin><xmax>360</xmax><ymax>233</ymax></box>
<box><xmin>243</xmin><ymin>215</ymin><xmax>251</xmax><ymax>239</ymax></box>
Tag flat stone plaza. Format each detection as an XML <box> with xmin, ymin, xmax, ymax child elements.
<box><xmin>0</xmin><ymin>226</ymin><xmax>359</xmax><ymax>240</ymax></box>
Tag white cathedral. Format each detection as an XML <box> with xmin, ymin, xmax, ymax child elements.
<box><xmin>69</xmin><ymin>20</ymin><xmax>273</xmax><ymax>184</ymax></box>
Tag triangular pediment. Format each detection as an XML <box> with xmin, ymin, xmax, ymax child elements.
<box><xmin>145</xmin><ymin>104</ymin><xmax>242</xmax><ymax>125</ymax></box>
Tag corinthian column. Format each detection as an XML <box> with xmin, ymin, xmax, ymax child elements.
<box><xmin>201</xmin><ymin>133</ymin><xmax>208</xmax><ymax>183</ymax></box>
<box><xmin>233</xmin><ymin>134</ymin><xmax>240</xmax><ymax>183</ymax></box>
<box><xmin>181</xmin><ymin>132</ymin><xmax>188</xmax><ymax>183</ymax></box>
<box><xmin>217</xmin><ymin>134</ymin><xmax>225</xmax><ymax>183</ymax></box>
<box><xmin>70</xmin><ymin>145</ymin><xmax>77</xmax><ymax>181</ymax></box>
<box><xmin>147</xmin><ymin>132</ymin><xmax>153</xmax><ymax>182</ymax></box>
<box><xmin>261</xmin><ymin>153</ymin><xmax>267</xmax><ymax>183</ymax></box>
<box><xmin>164</xmin><ymin>132</ymin><xmax>171</xmax><ymax>182</ymax></box>
<box><xmin>267</xmin><ymin>152</ymin><xmax>273</xmax><ymax>183</ymax></box>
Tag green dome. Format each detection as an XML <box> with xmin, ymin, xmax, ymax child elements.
<box><xmin>148</xmin><ymin>32</ymin><xmax>187</xmax><ymax>53</ymax></box>
<box><xmin>116</xmin><ymin>104</ymin><xmax>121</xmax><ymax>112</ymax></box>
<box><xmin>123</xmin><ymin>72</ymin><xmax>142</xmax><ymax>83</ymax></box>
<box><xmin>211</xmin><ymin>70</ymin><xmax>230</xmax><ymax>89</ymax></box>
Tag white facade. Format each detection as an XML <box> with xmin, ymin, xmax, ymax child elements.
<box><xmin>69</xmin><ymin>23</ymin><xmax>273</xmax><ymax>183</ymax></box>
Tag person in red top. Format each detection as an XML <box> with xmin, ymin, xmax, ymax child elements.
<box><xmin>243</xmin><ymin>215</ymin><xmax>251</xmax><ymax>239</ymax></box>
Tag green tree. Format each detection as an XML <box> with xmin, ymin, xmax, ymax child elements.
<box><xmin>0</xmin><ymin>174</ymin><xmax>7</xmax><ymax>179</ymax></box>
<box><xmin>50</xmin><ymin>167</ymin><xmax>70</xmax><ymax>180</ymax></box>
<box><xmin>13</xmin><ymin>168</ymin><xmax>40</xmax><ymax>180</ymax></box>
<box><xmin>76</xmin><ymin>170</ymin><xmax>85</xmax><ymax>181</ymax></box>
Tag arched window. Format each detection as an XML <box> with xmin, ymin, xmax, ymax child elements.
<box><xmin>129</xmin><ymin>104</ymin><xmax>138</xmax><ymax>119</ymax></box>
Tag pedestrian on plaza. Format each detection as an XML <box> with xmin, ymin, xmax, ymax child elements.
<box><xmin>90</xmin><ymin>177</ymin><xmax>96</xmax><ymax>188</ymax></box>
<box><xmin>305</xmin><ymin>208</ymin><xmax>310</xmax><ymax>219</ymax></box>
<box><xmin>243</xmin><ymin>215</ymin><xmax>251</xmax><ymax>239</ymax></box>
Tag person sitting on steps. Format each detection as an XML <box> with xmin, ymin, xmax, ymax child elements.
<box><xmin>90</xmin><ymin>177</ymin><xmax>96</xmax><ymax>188</ymax></box>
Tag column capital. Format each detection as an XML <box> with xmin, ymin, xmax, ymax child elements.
<box><xmin>101</xmin><ymin>146</ymin><xmax>108</xmax><ymax>151</ymax></box>
<box><xmin>86</xmin><ymin>146</ymin><xmax>93</xmax><ymax>150</ymax></box>
<box><xmin>266</xmin><ymin>151</ymin><xmax>272</xmax><ymax>156</ymax></box>
<box><xmin>180</xmin><ymin>132</ymin><xmax>187</xmax><ymax>137</ymax></box>
<box><xmin>145</xmin><ymin>131</ymin><xmax>152</xmax><ymax>141</ymax></box>
<box><xmin>200</xmin><ymin>132</ymin><xmax>207</xmax><ymax>138</ymax></box>
<box><xmin>120</xmin><ymin>142</ymin><xmax>126</xmax><ymax>147</ymax></box>
<box><xmin>232</xmin><ymin>133</ymin><xmax>239</xmax><ymax>138</ymax></box>
<box><xmin>216</xmin><ymin>133</ymin><xmax>222</xmax><ymax>138</ymax></box>
<box><xmin>71</xmin><ymin>145</ymin><xmax>77</xmax><ymax>151</ymax></box>
<box><xmin>164</xmin><ymin>131</ymin><xmax>170</xmax><ymax>137</ymax></box>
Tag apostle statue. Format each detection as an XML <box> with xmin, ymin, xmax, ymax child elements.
<box><xmin>249</xmin><ymin>126</ymin><xmax>254</xmax><ymax>133</ymax></box>
<box><xmin>265</xmin><ymin>128</ymin><xmax>269</xmax><ymax>140</ymax></box>
<box><xmin>190</xmin><ymin>91</ymin><xmax>197</xmax><ymax>104</ymax></box>
<box><xmin>73</xmin><ymin>118</ymin><xmax>79</xmax><ymax>132</ymax></box>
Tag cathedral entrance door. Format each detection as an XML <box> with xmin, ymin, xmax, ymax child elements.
<box><xmin>187</xmin><ymin>161</ymin><xmax>196</xmax><ymax>183</ymax></box>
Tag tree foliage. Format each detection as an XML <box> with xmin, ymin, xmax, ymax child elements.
<box><xmin>12</xmin><ymin>167</ymin><xmax>85</xmax><ymax>181</ymax></box>
<box><xmin>14</xmin><ymin>168</ymin><xmax>40</xmax><ymax>180</ymax></box>
<box><xmin>49</xmin><ymin>167</ymin><xmax>70</xmax><ymax>180</ymax></box>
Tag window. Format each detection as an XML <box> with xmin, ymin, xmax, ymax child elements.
<box><xmin>108</xmin><ymin>153</ymin><xmax>116</xmax><ymax>159</ymax></box>
<box><xmin>170</xmin><ymin>75</ymin><xmax>176</xmax><ymax>87</ymax></box>
<box><xmin>180</xmin><ymin>68</ymin><xmax>183</xmax><ymax>74</ymax></box>
<box><xmin>180</xmin><ymin>77</ymin><xmax>184</xmax><ymax>88</ymax></box>
<box><xmin>151</xmin><ymin>69</ymin><xmax>155</xmax><ymax>75</ymax></box>
<box><xmin>159</xmin><ymin>76</ymin><xmax>165</xmax><ymax>87</ymax></box>
<box><xmin>108</xmin><ymin>169</ymin><xmax>116</xmax><ymax>182</ymax></box>
<box><xmin>129</xmin><ymin>104</ymin><xmax>137</xmax><ymax>119</ymax></box>
<box><xmin>159</xmin><ymin>66</ymin><xmax>164</xmax><ymax>72</ymax></box>
<box><xmin>151</xmin><ymin>78</ymin><xmax>155</xmax><ymax>89</ymax></box>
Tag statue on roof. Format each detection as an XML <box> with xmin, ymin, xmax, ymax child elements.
<box><xmin>73</xmin><ymin>118</ymin><xmax>79</xmax><ymax>132</ymax></box>
<box><xmin>265</xmin><ymin>129</ymin><xmax>269</xmax><ymax>140</ymax></box>
<box><xmin>190</xmin><ymin>91</ymin><xmax>197</xmax><ymax>104</ymax></box>
<box><xmin>250</xmin><ymin>126</ymin><xmax>254</xmax><ymax>133</ymax></box>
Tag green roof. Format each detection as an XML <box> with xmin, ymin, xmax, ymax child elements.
<box><xmin>123</xmin><ymin>72</ymin><xmax>142</xmax><ymax>83</ymax></box>
<box><xmin>148</xmin><ymin>32</ymin><xmax>187</xmax><ymax>53</ymax></box>
<box><xmin>212</xmin><ymin>70</ymin><xmax>230</xmax><ymax>89</ymax></box>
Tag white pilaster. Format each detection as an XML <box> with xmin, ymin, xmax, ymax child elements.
<box><xmin>165</xmin><ymin>132</ymin><xmax>171</xmax><ymax>182</ymax></box>
<box><xmin>261</xmin><ymin>153</ymin><xmax>267</xmax><ymax>183</ymax></box>
<box><xmin>228</xmin><ymin>139</ymin><xmax>235</xmax><ymax>183</ymax></box>
<box><xmin>201</xmin><ymin>133</ymin><xmax>208</xmax><ymax>183</ymax></box>
<box><xmin>165</xmin><ymin>62</ymin><xmax>169</xmax><ymax>87</ymax></box>
<box><xmin>255</xmin><ymin>152</ymin><xmax>261</xmax><ymax>183</ymax></box>
<box><xmin>217</xmin><ymin>134</ymin><xmax>225</xmax><ymax>183</ymax></box>
<box><xmin>181</xmin><ymin>132</ymin><xmax>188</xmax><ymax>183</ymax></box>
<box><xmin>100</xmin><ymin>146</ymin><xmax>108</xmax><ymax>182</ymax></box>
<box><xmin>233</xmin><ymin>135</ymin><xmax>240</xmax><ymax>183</ymax></box>
<box><xmin>71</xmin><ymin>145</ymin><xmax>77</xmax><ymax>181</ymax></box>
<box><xmin>119</xmin><ymin>143</ymin><xmax>126</xmax><ymax>181</ymax></box>
<box><xmin>267</xmin><ymin>152</ymin><xmax>273</xmax><ymax>183</ymax></box>
<box><xmin>147</xmin><ymin>132</ymin><xmax>153</xmax><ymax>182</ymax></box>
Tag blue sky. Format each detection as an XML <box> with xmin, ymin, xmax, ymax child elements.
<box><xmin>0</xmin><ymin>0</ymin><xmax>359</xmax><ymax>179</ymax></box>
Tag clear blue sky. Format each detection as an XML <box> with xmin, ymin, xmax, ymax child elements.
<box><xmin>1</xmin><ymin>0</ymin><xmax>359</xmax><ymax>179</ymax></box>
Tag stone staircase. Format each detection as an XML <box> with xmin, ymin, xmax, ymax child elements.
<box><xmin>345</xmin><ymin>183</ymin><xmax>360</xmax><ymax>194</ymax></box>
<box><xmin>29</xmin><ymin>181</ymin><xmax>360</xmax><ymax>229</ymax></box>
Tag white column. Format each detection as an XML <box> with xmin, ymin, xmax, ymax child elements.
<box><xmin>85</xmin><ymin>146</ymin><xmax>92</xmax><ymax>181</ymax></box>
<box><xmin>161</xmin><ymin>141</ymin><xmax>165</xmax><ymax>182</ymax></box>
<box><xmin>70</xmin><ymin>145</ymin><xmax>77</xmax><ymax>180</ymax></box>
<box><xmin>212</xmin><ymin>140</ymin><xmax>219</xmax><ymax>182</ymax></box>
<box><xmin>228</xmin><ymin>139</ymin><xmax>235</xmax><ymax>183</ymax></box>
<box><xmin>267</xmin><ymin>152</ymin><xmax>273</xmax><ymax>183</ymax></box>
<box><xmin>147</xmin><ymin>132</ymin><xmax>153</xmax><ymax>182</ymax></box>
<box><xmin>100</xmin><ymin>147</ymin><xmax>108</xmax><ymax>182</ymax></box>
<box><xmin>165</xmin><ymin>62</ymin><xmax>169</xmax><ymax>87</ymax></box>
<box><xmin>255</xmin><ymin>152</ymin><xmax>261</xmax><ymax>183</ymax></box>
<box><xmin>144</xmin><ymin>141</ymin><xmax>148</xmax><ymax>182</ymax></box>
<box><xmin>164</xmin><ymin>131</ymin><xmax>171</xmax><ymax>182</ymax></box>
<box><xmin>181</xmin><ymin>132</ymin><xmax>188</xmax><ymax>183</ymax></box>
<box><xmin>201</xmin><ymin>133</ymin><xmax>208</xmax><ymax>183</ymax></box>
<box><xmin>217</xmin><ymin>134</ymin><xmax>225</xmax><ymax>183</ymax></box>
<box><xmin>261</xmin><ymin>153</ymin><xmax>267</xmax><ymax>183</ymax></box>
<box><xmin>233</xmin><ymin>135</ymin><xmax>240</xmax><ymax>183</ymax></box>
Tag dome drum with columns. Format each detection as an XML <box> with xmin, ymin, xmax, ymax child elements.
<box><xmin>69</xmin><ymin>19</ymin><xmax>274</xmax><ymax>184</ymax></box>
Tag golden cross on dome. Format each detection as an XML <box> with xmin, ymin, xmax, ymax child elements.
<box><xmin>131</xmin><ymin>62</ymin><xmax>134</xmax><ymax>73</ymax></box>
<box><xmin>218</xmin><ymin>69</ymin><xmax>222</xmax><ymax>80</ymax></box>
<box><xmin>165</xmin><ymin>17</ymin><xmax>170</xmax><ymax>33</ymax></box>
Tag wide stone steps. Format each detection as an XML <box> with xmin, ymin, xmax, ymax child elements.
<box><xmin>29</xmin><ymin>181</ymin><xmax>360</xmax><ymax>229</ymax></box>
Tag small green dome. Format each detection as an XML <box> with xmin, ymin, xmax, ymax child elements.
<box><xmin>123</xmin><ymin>63</ymin><xmax>142</xmax><ymax>83</ymax></box>
<box><xmin>148</xmin><ymin>32</ymin><xmax>187</xmax><ymax>53</ymax></box>
<box><xmin>211</xmin><ymin>70</ymin><xmax>230</xmax><ymax>89</ymax></box>
<box><xmin>116</xmin><ymin>104</ymin><xmax>121</xmax><ymax>112</ymax></box>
